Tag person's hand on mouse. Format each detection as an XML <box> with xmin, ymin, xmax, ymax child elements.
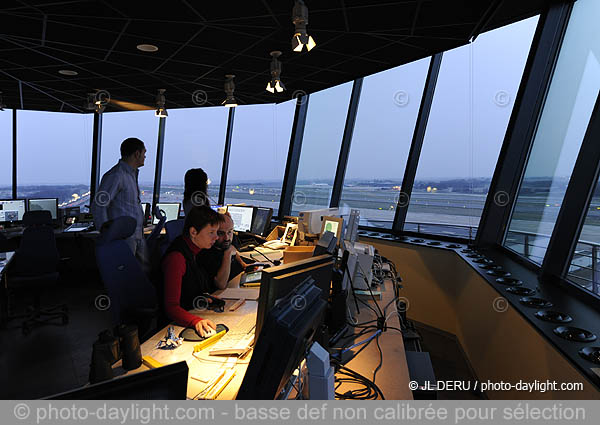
<box><xmin>195</xmin><ymin>319</ymin><xmax>216</xmax><ymax>337</ymax></box>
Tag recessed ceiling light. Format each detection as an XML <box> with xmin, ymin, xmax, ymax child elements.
<box><xmin>137</xmin><ymin>44</ymin><xmax>158</xmax><ymax>52</ymax></box>
<box><xmin>58</xmin><ymin>70</ymin><xmax>78</xmax><ymax>76</ymax></box>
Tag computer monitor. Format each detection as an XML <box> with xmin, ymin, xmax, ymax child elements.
<box><xmin>0</xmin><ymin>199</ymin><xmax>26</xmax><ymax>223</ymax></box>
<box><xmin>61</xmin><ymin>206</ymin><xmax>80</xmax><ymax>225</ymax></box>
<box><xmin>227</xmin><ymin>205</ymin><xmax>254</xmax><ymax>232</ymax></box>
<box><xmin>314</xmin><ymin>231</ymin><xmax>337</xmax><ymax>256</ymax></box>
<box><xmin>47</xmin><ymin>361</ymin><xmax>188</xmax><ymax>400</ymax></box>
<box><xmin>251</xmin><ymin>207</ymin><xmax>273</xmax><ymax>236</ymax></box>
<box><xmin>28</xmin><ymin>198</ymin><xmax>58</xmax><ymax>220</ymax></box>
<box><xmin>236</xmin><ymin>277</ymin><xmax>327</xmax><ymax>400</ymax></box>
<box><xmin>320</xmin><ymin>216</ymin><xmax>343</xmax><ymax>241</ymax></box>
<box><xmin>62</xmin><ymin>206</ymin><xmax>80</xmax><ymax>217</ymax></box>
<box><xmin>153</xmin><ymin>202</ymin><xmax>181</xmax><ymax>224</ymax></box>
<box><xmin>255</xmin><ymin>254</ymin><xmax>334</xmax><ymax>343</ymax></box>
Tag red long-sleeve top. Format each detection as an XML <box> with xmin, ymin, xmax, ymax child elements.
<box><xmin>162</xmin><ymin>236</ymin><xmax>204</xmax><ymax>327</ymax></box>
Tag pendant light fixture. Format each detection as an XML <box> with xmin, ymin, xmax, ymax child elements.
<box><xmin>222</xmin><ymin>75</ymin><xmax>238</xmax><ymax>107</ymax></box>
<box><xmin>155</xmin><ymin>88</ymin><xmax>168</xmax><ymax>117</ymax></box>
<box><xmin>292</xmin><ymin>0</ymin><xmax>316</xmax><ymax>52</ymax></box>
<box><xmin>266</xmin><ymin>51</ymin><xmax>285</xmax><ymax>93</ymax></box>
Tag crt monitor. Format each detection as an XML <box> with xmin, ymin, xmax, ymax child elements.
<box><xmin>255</xmin><ymin>254</ymin><xmax>334</xmax><ymax>343</ymax></box>
<box><xmin>0</xmin><ymin>199</ymin><xmax>26</xmax><ymax>223</ymax></box>
<box><xmin>251</xmin><ymin>207</ymin><xmax>273</xmax><ymax>236</ymax></box>
<box><xmin>153</xmin><ymin>202</ymin><xmax>181</xmax><ymax>224</ymax></box>
<box><xmin>47</xmin><ymin>361</ymin><xmax>188</xmax><ymax>400</ymax></box>
<box><xmin>227</xmin><ymin>205</ymin><xmax>254</xmax><ymax>232</ymax></box>
<box><xmin>237</xmin><ymin>277</ymin><xmax>327</xmax><ymax>400</ymax></box>
<box><xmin>28</xmin><ymin>198</ymin><xmax>58</xmax><ymax>220</ymax></box>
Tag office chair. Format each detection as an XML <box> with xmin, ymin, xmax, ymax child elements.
<box><xmin>95</xmin><ymin>216</ymin><xmax>158</xmax><ymax>341</ymax></box>
<box><xmin>0</xmin><ymin>233</ymin><xmax>8</xmax><ymax>253</ymax></box>
<box><xmin>5</xmin><ymin>210</ymin><xmax>68</xmax><ymax>335</ymax></box>
<box><xmin>164</xmin><ymin>219</ymin><xmax>185</xmax><ymax>246</ymax></box>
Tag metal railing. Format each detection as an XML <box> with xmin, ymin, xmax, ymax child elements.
<box><xmin>505</xmin><ymin>230</ymin><xmax>600</xmax><ymax>295</ymax></box>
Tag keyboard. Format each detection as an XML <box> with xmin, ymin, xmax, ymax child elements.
<box><xmin>64</xmin><ymin>222</ymin><xmax>93</xmax><ymax>232</ymax></box>
<box><xmin>209</xmin><ymin>315</ymin><xmax>256</xmax><ymax>356</ymax></box>
<box><xmin>263</xmin><ymin>239</ymin><xmax>288</xmax><ymax>249</ymax></box>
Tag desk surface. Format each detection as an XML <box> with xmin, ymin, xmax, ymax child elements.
<box><xmin>0</xmin><ymin>227</ymin><xmax>99</xmax><ymax>239</ymax></box>
<box><xmin>122</xmin><ymin>270</ymin><xmax>412</xmax><ymax>400</ymax></box>
<box><xmin>340</xmin><ymin>283</ymin><xmax>413</xmax><ymax>399</ymax></box>
<box><xmin>118</xmin><ymin>299</ymin><xmax>257</xmax><ymax>400</ymax></box>
<box><xmin>118</xmin><ymin>273</ymin><xmax>256</xmax><ymax>400</ymax></box>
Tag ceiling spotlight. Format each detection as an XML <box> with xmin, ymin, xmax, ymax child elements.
<box><xmin>266</xmin><ymin>51</ymin><xmax>285</xmax><ymax>93</ymax></box>
<box><xmin>155</xmin><ymin>88</ymin><xmax>168</xmax><ymax>118</ymax></box>
<box><xmin>222</xmin><ymin>75</ymin><xmax>238</xmax><ymax>107</ymax></box>
<box><xmin>292</xmin><ymin>0</ymin><xmax>316</xmax><ymax>52</ymax></box>
<box><xmin>58</xmin><ymin>69</ymin><xmax>78</xmax><ymax>76</ymax></box>
<box><xmin>0</xmin><ymin>91</ymin><xmax>6</xmax><ymax>111</ymax></box>
<box><xmin>84</xmin><ymin>91</ymin><xmax>106</xmax><ymax>113</ymax></box>
<box><xmin>137</xmin><ymin>44</ymin><xmax>159</xmax><ymax>52</ymax></box>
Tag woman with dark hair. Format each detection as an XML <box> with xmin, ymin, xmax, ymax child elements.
<box><xmin>162</xmin><ymin>205</ymin><xmax>224</xmax><ymax>336</ymax></box>
<box><xmin>183</xmin><ymin>168</ymin><xmax>209</xmax><ymax>215</ymax></box>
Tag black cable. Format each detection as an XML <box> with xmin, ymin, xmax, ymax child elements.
<box><xmin>335</xmin><ymin>326</ymin><xmax>375</xmax><ymax>345</ymax></box>
<box><xmin>373</xmin><ymin>333</ymin><xmax>383</xmax><ymax>383</ymax></box>
<box><xmin>343</xmin><ymin>262</ymin><xmax>383</xmax><ymax>320</ymax></box>
<box><xmin>355</xmin><ymin>262</ymin><xmax>384</xmax><ymax>319</ymax></box>
<box><xmin>347</xmin><ymin>318</ymin><xmax>378</xmax><ymax>328</ymax></box>
<box><xmin>343</xmin><ymin>263</ymin><xmax>362</xmax><ymax>314</ymax></box>
<box><xmin>331</xmin><ymin>326</ymin><xmax>377</xmax><ymax>355</ymax></box>
<box><xmin>333</xmin><ymin>362</ymin><xmax>385</xmax><ymax>400</ymax></box>
<box><xmin>335</xmin><ymin>329</ymin><xmax>378</xmax><ymax>365</ymax></box>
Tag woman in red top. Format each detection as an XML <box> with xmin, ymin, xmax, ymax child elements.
<box><xmin>162</xmin><ymin>206</ymin><xmax>223</xmax><ymax>337</ymax></box>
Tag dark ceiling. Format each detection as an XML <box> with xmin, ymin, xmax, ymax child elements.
<box><xmin>0</xmin><ymin>0</ymin><xmax>555</xmax><ymax>113</ymax></box>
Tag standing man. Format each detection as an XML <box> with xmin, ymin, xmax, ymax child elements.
<box><xmin>197</xmin><ymin>213</ymin><xmax>250</xmax><ymax>289</ymax></box>
<box><xmin>92</xmin><ymin>137</ymin><xmax>147</xmax><ymax>262</ymax></box>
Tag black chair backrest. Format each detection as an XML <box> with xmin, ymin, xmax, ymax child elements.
<box><xmin>23</xmin><ymin>210</ymin><xmax>52</xmax><ymax>227</ymax></box>
<box><xmin>165</xmin><ymin>219</ymin><xmax>185</xmax><ymax>245</ymax></box>
<box><xmin>0</xmin><ymin>232</ymin><xmax>10</xmax><ymax>253</ymax></box>
<box><xmin>13</xmin><ymin>212</ymin><xmax>58</xmax><ymax>274</ymax></box>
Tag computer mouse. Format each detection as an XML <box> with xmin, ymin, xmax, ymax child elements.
<box><xmin>248</xmin><ymin>244</ymin><xmax>256</xmax><ymax>249</ymax></box>
<box><xmin>179</xmin><ymin>324</ymin><xmax>228</xmax><ymax>341</ymax></box>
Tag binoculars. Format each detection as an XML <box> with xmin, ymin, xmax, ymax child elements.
<box><xmin>89</xmin><ymin>324</ymin><xmax>142</xmax><ymax>384</ymax></box>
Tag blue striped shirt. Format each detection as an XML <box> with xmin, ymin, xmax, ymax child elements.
<box><xmin>92</xmin><ymin>160</ymin><xmax>144</xmax><ymax>237</ymax></box>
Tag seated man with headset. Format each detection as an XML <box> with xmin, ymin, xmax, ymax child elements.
<box><xmin>196</xmin><ymin>212</ymin><xmax>252</xmax><ymax>290</ymax></box>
